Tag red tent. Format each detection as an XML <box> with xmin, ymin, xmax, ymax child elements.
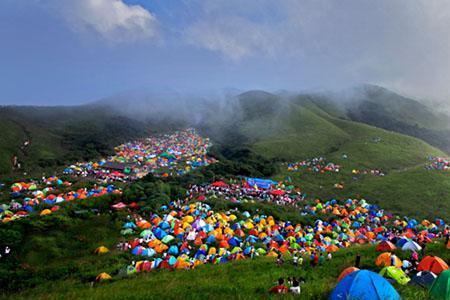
<box><xmin>376</xmin><ymin>241</ymin><xmax>396</xmax><ymax>252</ymax></box>
<box><xmin>417</xmin><ymin>256</ymin><xmax>449</xmax><ymax>274</ymax></box>
<box><xmin>112</xmin><ymin>202</ymin><xmax>127</xmax><ymax>209</ymax></box>
<box><xmin>211</xmin><ymin>181</ymin><xmax>227</xmax><ymax>187</ymax></box>
<box><xmin>271</xmin><ymin>189</ymin><xmax>285</xmax><ymax>196</ymax></box>
<box><xmin>110</xmin><ymin>171</ymin><xmax>125</xmax><ymax>177</ymax></box>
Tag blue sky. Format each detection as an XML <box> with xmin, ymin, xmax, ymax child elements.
<box><xmin>1</xmin><ymin>0</ymin><xmax>450</xmax><ymax>105</ymax></box>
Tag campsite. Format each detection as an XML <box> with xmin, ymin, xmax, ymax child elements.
<box><xmin>1</xmin><ymin>126</ymin><xmax>449</xmax><ymax>300</ymax></box>
<box><xmin>2</xmin><ymin>2</ymin><xmax>450</xmax><ymax>299</ymax></box>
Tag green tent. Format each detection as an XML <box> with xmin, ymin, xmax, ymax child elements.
<box><xmin>429</xmin><ymin>269</ymin><xmax>450</xmax><ymax>300</ymax></box>
<box><xmin>256</xmin><ymin>248</ymin><xmax>267</xmax><ymax>255</ymax></box>
<box><xmin>379</xmin><ymin>266</ymin><xmax>410</xmax><ymax>285</ymax></box>
<box><xmin>161</xmin><ymin>235</ymin><xmax>175</xmax><ymax>244</ymax></box>
<box><xmin>120</xmin><ymin>228</ymin><xmax>134</xmax><ymax>235</ymax></box>
<box><xmin>231</xmin><ymin>247</ymin><xmax>243</xmax><ymax>254</ymax></box>
<box><xmin>140</xmin><ymin>229</ymin><xmax>153</xmax><ymax>237</ymax></box>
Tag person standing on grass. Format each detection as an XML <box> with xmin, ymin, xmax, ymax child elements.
<box><xmin>270</xmin><ymin>278</ymin><xmax>289</xmax><ymax>294</ymax></box>
<box><xmin>318</xmin><ymin>253</ymin><xmax>325</xmax><ymax>266</ymax></box>
<box><xmin>313</xmin><ymin>252</ymin><xmax>319</xmax><ymax>267</ymax></box>
<box><xmin>293</xmin><ymin>252</ymin><xmax>299</xmax><ymax>267</ymax></box>
<box><xmin>355</xmin><ymin>253</ymin><xmax>361</xmax><ymax>268</ymax></box>
<box><xmin>290</xmin><ymin>277</ymin><xmax>301</xmax><ymax>295</ymax></box>
<box><xmin>420</xmin><ymin>242</ymin><xmax>426</xmax><ymax>257</ymax></box>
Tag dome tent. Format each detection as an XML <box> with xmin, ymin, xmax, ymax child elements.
<box><xmin>429</xmin><ymin>269</ymin><xmax>450</xmax><ymax>300</ymax></box>
<box><xmin>331</xmin><ymin>270</ymin><xmax>400</xmax><ymax>300</ymax></box>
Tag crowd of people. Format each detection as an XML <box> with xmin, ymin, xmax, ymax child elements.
<box><xmin>187</xmin><ymin>178</ymin><xmax>305</xmax><ymax>206</ymax></box>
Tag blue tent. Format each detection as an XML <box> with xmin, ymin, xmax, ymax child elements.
<box><xmin>228</xmin><ymin>237</ymin><xmax>241</xmax><ymax>247</ymax></box>
<box><xmin>159</xmin><ymin>221</ymin><xmax>171</xmax><ymax>230</ymax></box>
<box><xmin>123</xmin><ymin>222</ymin><xmax>136</xmax><ymax>229</ymax></box>
<box><xmin>206</xmin><ymin>235</ymin><xmax>216</xmax><ymax>244</ymax></box>
<box><xmin>246</xmin><ymin>177</ymin><xmax>277</xmax><ymax>189</ymax></box>
<box><xmin>153</xmin><ymin>227</ymin><xmax>167</xmax><ymax>240</ymax></box>
<box><xmin>410</xmin><ymin>271</ymin><xmax>437</xmax><ymax>288</ymax></box>
<box><xmin>331</xmin><ymin>270</ymin><xmax>400</xmax><ymax>300</ymax></box>
<box><xmin>168</xmin><ymin>245</ymin><xmax>179</xmax><ymax>256</ymax></box>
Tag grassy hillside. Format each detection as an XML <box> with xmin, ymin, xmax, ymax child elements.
<box><xmin>328</xmin><ymin>85</ymin><xmax>450</xmax><ymax>154</ymax></box>
<box><xmin>0</xmin><ymin>106</ymin><xmax>164</xmax><ymax>178</ymax></box>
<box><xmin>244</xmin><ymin>103</ymin><xmax>351</xmax><ymax>160</ymax></box>
<box><xmin>233</xmin><ymin>92</ymin><xmax>444</xmax><ymax>170</ymax></box>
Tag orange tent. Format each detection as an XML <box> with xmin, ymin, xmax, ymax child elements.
<box><xmin>417</xmin><ymin>256</ymin><xmax>449</xmax><ymax>274</ymax></box>
<box><xmin>266</xmin><ymin>251</ymin><xmax>278</xmax><ymax>257</ymax></box>
<box><xmin>375</xmin><ymin>252</ymin><xmax>402</xmax><ymax>267</ymax></box>
<box><xmin>326</xmin><ymin>244</ymin><xmax>339</xmax><ymax>253</ymax></box>
<box><xmin>338</xmin><ymin>267</ymin><xmax>359</xmax><ymax>282</ymax></box>
<box><xmin>376</xmin><ymin>241</ymin><xmax>397</xmax><ymax>252</ymax></box>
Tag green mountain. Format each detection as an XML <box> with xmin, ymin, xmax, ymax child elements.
<box><xmin>314</xmin><ymin>84</ymin><xmax>450</xmax><ymax>154</ymax></box>
<box><xmin>0</xmin><ymin>87</ymin><xmax>449</xmax><ymax>217</ymax></box>
<box><xmin>0</xmin><ymin>106</ymin><xmax>157</xmax><ymax>177</ymax></box>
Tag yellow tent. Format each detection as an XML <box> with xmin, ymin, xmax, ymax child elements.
<box><xmin>40</xmin><ymin>209</ymin><xmax>52</xmax><ymax>216</ymax></box>
<box><xmin>94</xmin><ymin>246</ymin><xmax>110</xmax><ymax>254</ymax></box>
<box><xmin>96</xmin><ymin>272</ymin><xmax>112</xmax><ymax>281</ymax></box>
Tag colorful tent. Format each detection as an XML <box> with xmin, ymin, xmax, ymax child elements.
<box><xmin>94</xmin><ymin>246</ymin><xmax>110</xmax><ymax>254</ymax></box>
<box><xmin>40</xmin><ymin>209</ymin><xmax>52</xmax><ymax>216</ymax></box>
<box><xmin>418</xmin><ymin>256</ymin><xmax>449</xmax><ymax>275</ymax></box>
<box><xmin>376</xmin><ymin>241</ymin><xmax>396</xmax><ymax>252</ymax></box>
<box><xmin>331</xmin><ymin>270</ymin><xmax>400</xmax><ymax>300</ymax></box>
<box><xmin>375</xmin><ymin>252</ymin><xmax>402</xmax><ymax>268</ymax></box>
<box><xmin>96</xmin><ymin>272</ymin><xmax>112</xmax><ymax>281</ymax></box>
<box><xmin>338</xmin><ymin>267</ymin><xmax>359</xmax><ymax>282</ymax></box>
<box><xmin>410</xmin><ymin>271</ymin><xmax>437</xmax><ymax>288</ymax></box>
<box><xmin>401</xmin><ymin>240</ymin><xmax>422</xmax><ymax>252</ymax></box>
<box><xmin>379</xmin><ymin>266</ymin><xmax>410</xmax><ymax>285</ymax></box>
<box><xmin>429</xmin><ymin>269</ymin><xmax>450</xmax><ymax>300</ymax></box>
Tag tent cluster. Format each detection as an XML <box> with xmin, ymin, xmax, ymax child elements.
<box><xmin>115</xmin><ymin>197</ymin><xmax>446</xmax><ymax>278</ymax></box>
<box><xmin>333</xmin><ymin>253</ymin><xmax>449</xmax><ymax>300</ymax></box>
<box><xmin>63</xmin><ymin>129</ymin><xmax>215</xmax><ymax>181</ymax></box>
<box><xmin>0</xmin><ymin>185</ymin><xmax>121</xmax><ymax>223</ymax></box>
<box><xmin>426</xmin><ymin>156</ymin><xmax>450</xmax><ymax>171</ymax></box>
<box><xmin>10</xmin><ymin>176</ymin><xmax>71</xmax><ymax>198</ymax></box>
<box><xmin>188</xmin><ymin>178</ymin><xmax>305</xmax><ymax>206</ymax></box>
<box><xmin>287</xmin><ymin>157</ymin><xmax>341</xmax><ymax>173</ymax></box>
<box><xmin>351</xmin><ymin>169</ymin><xmax>385</xmax><ymax>177</ymax></box>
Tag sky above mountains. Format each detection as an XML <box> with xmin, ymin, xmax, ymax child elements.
<box><xmin>1</xmin><ymin>0</ymin><xmax>450</xmax><ymax>105</ymax></box>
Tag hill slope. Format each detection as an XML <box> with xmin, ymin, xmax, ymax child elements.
<box><xmin>312</xmin><ymin>85</ymin><xmax>450</xmax><ymax>154</ymax></box>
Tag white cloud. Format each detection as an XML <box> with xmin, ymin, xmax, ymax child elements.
<box><xmin>185</xmin><ymin>16</ymin><xmax>279</xmax><ymax>60</ymax></box>
<box><xmin>48</xmin><ymin>0</ymin><xmax>158</xmax><ymax>42</ymax></box>
<box><xmin>184</xmin><ymin>0</ymin><xmax>450</xmax><ymax>101</ymax></box>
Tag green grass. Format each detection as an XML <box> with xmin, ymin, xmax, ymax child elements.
<box><xmin>3</xmin><ymin>240</ymin><xmax>448</xmax><ymax>300</ymax></box>
<box><xmin>244</xmin><ymin>103</ymin><xmax>351</xmax><ymax>160</ymax></box>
